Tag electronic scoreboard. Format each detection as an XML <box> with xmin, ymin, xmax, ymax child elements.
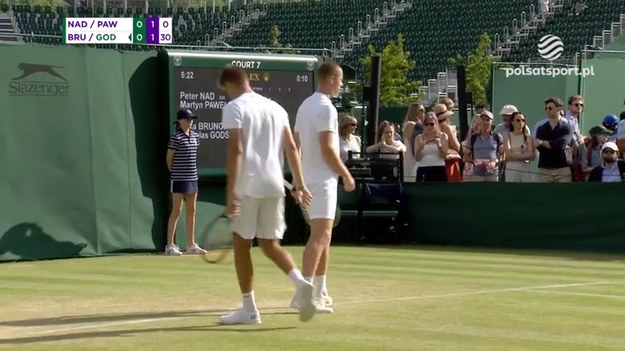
<box><xmin>63</xmin><ymin>17</ymin><xmax>173</xmax><ymax>44</ymax></box>
<box><xmin>158</xmin><ymin>50</ymin><xmax>320</xmax><ymax>177</ymax></box>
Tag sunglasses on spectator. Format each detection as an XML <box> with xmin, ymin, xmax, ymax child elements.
<box><xmin>574</xmin><ymin>103</ymin><xmax>584</xmax><ymax>107</ymax></box>
<box><xmin>424</xmin><ymin>122</ymin><xmax>435</xmax><ymax>126</ymax></box>
<box><xmin>514</xmin><ymin>118</ymin><xmax>525</xmax><ymax>122</ymax></box>
<box><xmin>603</xmin><ymin>149</ymin><xmax>616</xmax><ymax>154</ymax></box>
<box><xmin>350</xmin><ymin>123</ymin><xmax>357</xmax><ymax>127</ymax></box>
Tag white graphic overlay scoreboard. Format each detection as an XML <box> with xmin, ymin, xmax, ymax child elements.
<box><xmin>63</xmin><ymin>17</ymin><xmax>173</xmax><ymax>44</ymax></box>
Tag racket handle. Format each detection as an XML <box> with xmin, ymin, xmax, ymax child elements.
<box><xmin>283</xmin><ymin>179</ymin><xmax>293</xmax><ymax>190</ymax></box>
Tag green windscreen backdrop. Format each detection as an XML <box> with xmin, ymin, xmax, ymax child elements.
<box><xmin>491</xmin><ymin>63</ymin><xmax>580</xmax><ymax>131</ymax></box>
<box><xmin>579</xmin><ymin>51</ymin><xmax>625</xmax><ymax>130</ymax></box>
<box><xmin>0</xmin><ymin>44</ymin><xmax>175</xmax><ymax>261</ymax></box>
<box><xmin>2</xmin><ymin>44</ymin><xmax>625</xmax><ymax>262</ymax></box>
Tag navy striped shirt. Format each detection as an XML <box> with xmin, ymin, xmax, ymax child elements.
<box><xmin>167</xmin><ymin>129</ymin><xmax>200</xmax><ymax>181</ymax></box>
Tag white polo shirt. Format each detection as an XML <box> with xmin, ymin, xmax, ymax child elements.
<box><xmin>222</xmin><ymin>91</ymin><xmax>288</xmax><ymax>199</ymax></box>
<box><xmin>294</xmin><ymin>92</ymin><xmax>340</xmax><ymax>184</ymax></box>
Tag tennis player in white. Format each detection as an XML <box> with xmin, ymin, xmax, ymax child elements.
<box><xmin>292</xmin><ymin>62</ymin><xmax>356</xmax><ymax>313</ymax></box>
<box><xmin>218</xmin><ymin>67</ymin><xmax>318</xmax><ymax>324</ymax></box>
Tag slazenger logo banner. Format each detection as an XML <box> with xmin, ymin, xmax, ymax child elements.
<box><xmin>8</xmin><ymin>62</ymin><xmax>70</xmax><ymax>97</ymax></box>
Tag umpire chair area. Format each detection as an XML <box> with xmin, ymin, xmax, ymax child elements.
<box><xmin>335</xmin><ymin>150</ymin><xmax>408</xmax><ymax>244</ymax></box>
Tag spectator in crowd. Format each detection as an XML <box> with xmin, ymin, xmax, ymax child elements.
<box><xmin>365</xmin><ymin>120</ymin><xmax>406</xmax><ymax>158</ymax></box>
<box><xmin>503</xmin><ymin>111</ymin><xmax>535</xmax><ymax>182</ymax></box>
<box><xmin>475</xmin><ymin>103</ymin><xmax>487</xmax><ymax>117</ymax></box>
<box><xmin>402</xmin><ymin>103</ymin><xmax>425</xmax><ymax>182</ymax></box>
<box><xmin>569</xmin><ymin>0</ymin><xmax>587</xmax><ymax>16</ymax></box>
<box><xmin>615</xmin><ymin>111</ymin><xmax>625</xmax><ymax>156</ymax></box>
<box><xmin>338</xmin><ymin>114</ymin><xmax>361</xmax><ymax>162</ymax></box>
<box><xmin>462</xmin><ymin>111</ymin><xmax>503</xmax><ymax>182</ymax></box>
<box><xmin>433</xmin><ymin>103</ymin><xmax>462</xmax><ymax>182</ymax></box>
<box><xmin>588</xmin><ymin>142</ymin><xmax>625</xmax><ymax>182</ymax></box>
<box><xmin>580</xmin><ymin>125</ymin><xmax>612</xmax><ymax>177</ymax></box>
<box><xmin>439</xmin><ymin>97</ymin><xmax>454</xmax><ymax>112</ymax></box>
<box><xmin>494</xmin><ymin>104</ymin><xmax>529</xmax><ymax>136</ymax></box>
<box><xmin>461</xmin><ymin>114</ymin><xmax>483</xmax><ymax>180</ymax></box>
<box><xmin>535</xmin><ymin>97</ymin><xmax>573</xmax><ymax>183</ymax></box>
<box><xmin>602</xmin><ymin>114</ymin><xmax>619</xmax><ymax>142</ymax></box>
<box><xmin>413</xmin><ymin>112</ymin><xmax>449</xmax><ymax>182</ymax></box>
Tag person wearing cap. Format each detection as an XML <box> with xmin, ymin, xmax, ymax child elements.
<box><xmin>493</xmin><ymin>104</ymin><xmax>530</xmax><ymax>136</ymax></box>
<box><xmin>588</xmin><ymin>142</ymin><xmax>625</xmax><ymax>182</ymax></box>
<box><xmin>602</xmin><ymin>114</ymin><xmax>619</xmax><ymax>142</ymax></box>
<box><xmin>615</xmin><ymin>111</ymin><xmax>625</xmax><ymax>155</ymax></box>
<box><xmin>462</xmin><ymin>110</ymin><xmax>503</xmax><ymax>182</ymax></box>
<box><xmin>580</xmin><ymin>125</ymin><xmax>613</xmax><ymax>177</ymax></box>
<box><xmin>165</xmin><ymin>109</ymin><xmax>207</xmax><ymax>256</ymax></box>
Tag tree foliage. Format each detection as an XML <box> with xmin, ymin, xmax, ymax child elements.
<box><xmin>266</xmin><ymin>25</ymin><xmax>300</xmax><ymax>54</ymax></box>
<box><xmin>448</xmin><ymin>33</ymin><xmax>498</xmax><ymax>105</ymax></box>
<box><xmin>359</xmin><ymin>33</ymin><xmax>422</xmax><ymax>106</ymax></box>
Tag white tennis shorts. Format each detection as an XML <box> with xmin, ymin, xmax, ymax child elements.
<box><xmin>306</xmin><ymin>178</ymin><xmax>338</xmax><ymax>220</ymax></box>
<box><xmin>231</xmin><ymin>196</ymin><xmax>286</xmax><ymax>240</ymax></box>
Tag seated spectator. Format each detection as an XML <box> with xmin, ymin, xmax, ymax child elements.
<box><xmin>462</xmin><ymin>111</ymin><xmax>503</xmax><ymax>182</ymax></box>
<box><xmin>366</xmin><ymin>120</ymin><xmax>407</xmax><ymax>158</ymax></box>
<box><xmin>535</xmin><ymin>97</ymin><xmax>573</xmax><ymax>183</ymax></box>
<box><xmin>580</xmin><ymin>125</ymin><xmax>612</xmax><ymax>176</ymax></box>
<box><xmin>602</xmin><ymin>115</ymin><xmax>619</xmax><ymax>142</ymax></box>
<box><xmin>413</xmin><ymin>112</ymin><xmax>449</xmax><ymax>182</ymax></box>
<box><xmin>569</xmin><ymin>0</ymin><xmax>587</xmax><ymax>16</ymax></box>
<box><xmin>338</xmin><ymin>114</ymin><xmax>361</xmax><ymax>162</ymax></box>
<box><xmin>503</xmin><ymin>111</ymin><xmax>535</xmax><ymax>182</ymax></box>
<box><xmin>588</xmin><ymin>142</ymin><xmax>625</xmax><ymax>182</ymax></box>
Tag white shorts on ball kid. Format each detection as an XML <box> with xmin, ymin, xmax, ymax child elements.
<box><xmin>306</xmin><ymin>178</ymin><xmax>338</xmax><ymax>220</ymax></box>
<box><xmin>231</xmin><ymin>196</ymin><xmax>286</xmax><ymax>240</ymax></box>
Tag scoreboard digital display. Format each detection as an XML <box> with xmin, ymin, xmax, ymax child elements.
<box><xmin>159</xmin><ymin>50</ymin><xmax>319</xmax><ymax>176</ymax></box>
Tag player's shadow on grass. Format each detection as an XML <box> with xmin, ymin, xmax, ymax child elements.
<box><xmin>0</xmin><ymin>324</ymin><xmax>297</xmax><ymax>345</ymax></box>
<box><xmin>0</xmin><ymin>307</ymin><xmax>295</xmax><ymax>327</ymax></box>
<box><xmin>0</xmin><ymin>222</ymin><xmax>87</xmax><ymax>261</ymax></box>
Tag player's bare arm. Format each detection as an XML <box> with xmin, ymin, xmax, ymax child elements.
<box><xmin>284</xmin><ymin>127</ymin><xmax>312</xmax><ymax>205</ymax></box>
<box><xmin>319</xmin><ymin>131</ymin><xmax>355</xmax><ymax>191</ymax></box>
<box><xmin>166</xmin><ymin>149</ymin><xmax>175</xmax><ymax>172</ymax></box>
<box><xmin>225</xmin><ymin>128</ymin><xmax>243</xmax><ymax>217</ymax></box>
<box><xmin>294</xmin><ymin>131</ymin><xmax>302</xmax><ymax>152</ymax></box>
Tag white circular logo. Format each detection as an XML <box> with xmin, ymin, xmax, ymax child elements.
<box><xmin>306</xmin><ymin>61</ymin><xmax>315</xmax><ymax>71</ymax></box>
<box><xmin>173</xmin><ymin>56</ymin><xmax>182</xmax><ymax>66</ymax></box>
<box><xmin>538</xmin><ymin>35</ymin><xmax>564</xmax><ymax>60</ymax></box>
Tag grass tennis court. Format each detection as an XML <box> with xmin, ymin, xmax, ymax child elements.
<box><xmin>1</xmin><ymin>245</ymin><xmax>624</xmax><ymax>350</ymax></box>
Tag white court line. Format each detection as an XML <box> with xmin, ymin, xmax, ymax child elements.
<box><xmin>1</xmin><ymin>281</ymin><xmax>609</xmax><ymax>340</ymax></box>
<box><xmin>527</xmin><ymin>289</ymin><xmax>625</xmax><ymax>300</ymax></box>
<box><xmin>337</xmin><ymin>281</ymin><xmax>610</xmax><ymax>305</ymax></box>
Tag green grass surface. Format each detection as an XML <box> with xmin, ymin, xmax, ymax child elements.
<box><xmin>1</xmin><ymin>245</ymin><xmax>624</xmax><ymax>350</ymax></box>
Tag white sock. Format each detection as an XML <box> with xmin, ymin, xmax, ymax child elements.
<box><xmin>313</xmin><ymin>275</ymin><xmax>327</xmax><ymax>296</ymax></box>
<box><xmin>242</xmin><ymin>291</ymin><xmax>257</xmax><ymax>312</ymax></box>
<box><xmin>288</xmin><ymin>268</ymin><xmax>306</xmax><ymax>287</ymax></box>
<box><xmin>304</xmin><ymin>276</ymin><xmax>313</xmax><ymax>284</ymax></box>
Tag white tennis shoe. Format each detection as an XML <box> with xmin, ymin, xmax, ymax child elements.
<box><xmin>165</xmin><ymin>244</ymin><xmax>182</xmax><ymax>256</ymax></box>
<box><xmin>290</xmin><ymin>292</ymin><xmax>334</xmax><ymax>314</ymax></box>
<box><xmin>186</xmin><ymin>244</ymin><xmax>207</xmax><ymax>254</ymax></box>
<box><xmin>220</xmin><ymin>308</ymin><xmax>261</xmax><ymax>325</ymax></box>
<box><xmin>291</xmin><ymin>281</ymin><xmax>317</xmax><ymax>322</ymax></box>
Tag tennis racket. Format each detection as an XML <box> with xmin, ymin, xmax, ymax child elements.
<box><xmin>283</xmin><ymin>180</ymin><xmax>341</xmax><ymax>228</ymax></box>
<box><xmin>201</xmin><ymin>211</ymin><xmax>233</xmax><ymax>264</ymax></box>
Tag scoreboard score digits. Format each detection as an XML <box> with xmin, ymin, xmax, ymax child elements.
<box><xmin>63</xmin><ymin>17</ymin><xmax>173</xmax><ymax>44</ymax></box>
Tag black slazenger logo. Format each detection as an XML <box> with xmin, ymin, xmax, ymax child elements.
<box><xmin>12</xmin><ymin>63</ymin><xmax>67</xmax><ymax>81</ymax></box>
<box><xmin>8</xmin><ymin>63</ymin><xmax>70</xmax><ymax>97</ymax></box>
